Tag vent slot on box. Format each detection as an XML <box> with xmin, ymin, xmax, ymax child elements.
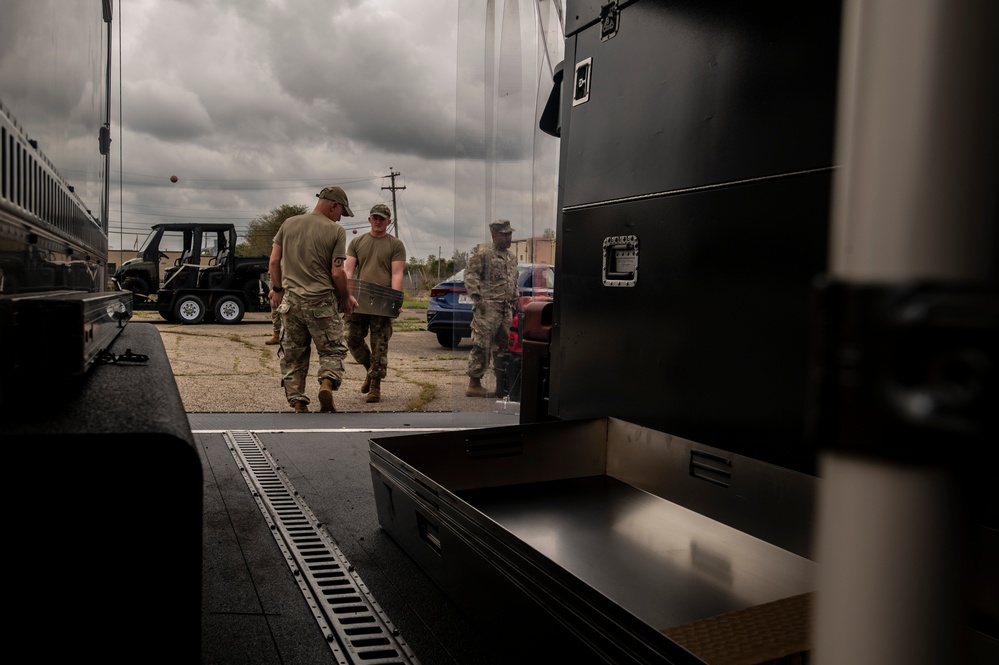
<box><xmin>689</xmin><ymin>449</ymin><xmax>733</xmax><ymax>488</ymax></box>
<box><xmin>466</xmin><ymin>432</ymin><xmax>525</xmax><ymax>460</ymax></box>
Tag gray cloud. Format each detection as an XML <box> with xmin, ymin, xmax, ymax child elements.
<box><xmin>124</xmin><ymin>80</ymin><xmax>214</xmax><ymax>140</ymax></box>
<box><xmin>4</xmin><ymin>0</ymin><xmax>562</xmax><ymax>264</ymax></box>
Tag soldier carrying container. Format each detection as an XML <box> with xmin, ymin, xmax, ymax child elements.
<box><xmin>345</xmin><ymin>203</ymin><xmax>407</xmax><ymax>403</ymax></box>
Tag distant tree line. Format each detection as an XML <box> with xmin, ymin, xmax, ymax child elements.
<box><xmin>404</xmin><ymin>250</ymin><xmax>469</xmax><ymax>294</ymax></box>
<box><xmin>235</xmin><ymin>204</ymin><xmax>309</xmax><ymax>257</ymax></box>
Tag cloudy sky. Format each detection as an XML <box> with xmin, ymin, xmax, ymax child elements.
<box><xmin>110</xmin><ymin>0</ymin><xmax>562</xmax><ymax>262</ymax></box>
<box><xmin>1</xmin><ymin>0</ymin><xmax>563</xmax><ymax>264</ymax></box>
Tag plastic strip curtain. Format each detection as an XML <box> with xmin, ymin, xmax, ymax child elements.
<box><xmin>454</xmin><ymin>0</ymin><xmax>564</xmax><ymax>253</ymax></box>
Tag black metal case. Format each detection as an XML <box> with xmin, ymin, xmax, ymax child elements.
<box><xmin>550</xmin><ymin>0</ymin><xmax>842</xmax><ymax>474</ymax></box>
<box><xmin>347</xmin><ymin>278</ymin><xmax>404</xmax><ymax>318</ymax></box>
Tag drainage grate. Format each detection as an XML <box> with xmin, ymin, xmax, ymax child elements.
<box><xmin>224</xmin><ymin>430</ymin><xmax>419</xmax><ymax>665</ymax></box>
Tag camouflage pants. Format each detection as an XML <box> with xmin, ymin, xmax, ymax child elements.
<box><xmin>467</xmin><ymin>300</ymin><xmax>511</xmax><ymax>378</ymax></box>
<box><xmin>346</xmin><ymin>313</ymin><xmax>394</xmax><ymax>380</ymax></box>
<box><xmin>278</xmin><ymin>291</ymin><xmax>347</xmax><ymax>406</ymax></box>
<box><xmin>270</xmin><ymin>306</ymin><xmax>282</xmax><ymax>335</ymax></box>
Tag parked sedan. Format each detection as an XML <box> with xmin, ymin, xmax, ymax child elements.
<box><xmin>426</xmin><ymin>263</ymin><xmax>554</xmax><ymax>348</ymax></box>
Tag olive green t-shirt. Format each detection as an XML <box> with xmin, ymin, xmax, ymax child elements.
<box><xmin>347</xmin><ymin>233</ymin><xmax>407</xmax><ymax>288</ymax></box>
<box><xmin>273</xmin><ymin>212</ymin><xmax>347</xmax><ymax>298</ymax></box>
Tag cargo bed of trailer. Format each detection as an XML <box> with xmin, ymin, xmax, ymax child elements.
<box><xmin>192</xmin><ymin>411</ymin><xmax>521</xmax><ymax>665</ymax></box>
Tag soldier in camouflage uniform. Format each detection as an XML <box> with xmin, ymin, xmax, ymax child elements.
<box><xmin>345</xmin><ymin>203</ymin><xmax>407</xmax><ymax>403</ymax></box>
<box><xmin>465</xmin><ymin>219</ymin><xmax>519</xmax><ymax>397</ymax></box>
<box><xmin>269</xmin><ymin>186</ymin><xmax>359</xmax><ymax>412</ymax></box>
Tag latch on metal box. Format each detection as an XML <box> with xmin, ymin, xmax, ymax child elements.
<box><xmin>603</xmin><ymin>235</ymin><xmax>639</xmax><ymax>287</ymax></box>
<box><xmin>573</xmin><ymin>57</ymin><xmax>592</xmax><ymax>107</ymax></box>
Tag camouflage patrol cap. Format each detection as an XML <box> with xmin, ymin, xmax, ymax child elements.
<box><xmin>369</xmin><ymin>203</ymin><xmax>392</xmax><ymax>219</ymax></box>
<box><xmin>489</xmin><ymin>219</ymin><xmax>514</xmax><ymax>234</ymax></box>
<box><xmin>317</xmin><ymin>185</ymin><xmax>354</xmax><ymax>217</ymax></box>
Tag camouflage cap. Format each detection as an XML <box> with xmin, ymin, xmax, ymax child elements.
<box><xmin>369</xmin><ymin>203</ymin><xmax>392</xmax><ymax>219</ymax></box>
<box><xmin>489</xmin><ymin>219</ymin><xmax>514</xmax><ymax>234</ymax></box>
<box><xmin>317</xmin><ymin>185</ymin><xmax>354</xmax><ymax>217</ymax></box>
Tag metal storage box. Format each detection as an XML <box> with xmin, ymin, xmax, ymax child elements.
<box><xmin>347</xmin><ymin>278</ymin><xmax>403</xmax><ymax>318</ymax></box>
<box><xmin>0</xmin><ymin>290</ymin><xmax>132</xmax><ymax>376</ymax></box>
<box><xmin>549</xmin><ymin>0</ymin><xmax>843</xmax><ymax>475</ymax></box>
<box><xmin>370</xmin><ymin>2</ymin><xmax>836</xmax><ymax>661</ymax></box>
<box><xmin>370</xmin><ymin>418</ymin><xmax>818</xmax><ymax>664</ymax></box>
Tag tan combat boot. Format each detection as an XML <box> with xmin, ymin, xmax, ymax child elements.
<box><xmin>318</xmin><ymin>379</ymin><xmax>336</xmax><ymax>412</ymax></box>
<box><xmin>265</xmin><ymin>333</ymin><xmax>280</xmax><ymax>345</ymax></box>
<box><xmin>293</xmin><ymin>401</ymin><xmax>309</xmax><ymax>413</ymax></box>
<box><xmin>360</xmin><ymin>372</ymin><xmax>372</xmax><ymax>394</ymax></box>
<box><xmin>466</xmin><ymin>377</ymin><xmax>491</xmax><ymax>397</ymax></box>
<box><xmin>365</xmin><ymin>378</ymin><xmax>381</xmax><ymax>403</ymax></box>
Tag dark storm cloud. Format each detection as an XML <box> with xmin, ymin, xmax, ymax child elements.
<box><xmin>3</xmin><ymin>0</ymin><xmax>561</xmax><ymax>262</ymax></box>
<box><xmin>111</xmin><ymin>0</ymin><xmax>470</xmax><ymax>258</ymax></box>
<box><xmin>124</xmin><ymin>80</ymin><xmax>214</xmax><ymax>140</ymax></box>
<box><xmin>261</xmin><ymin>2</ymin><xmax>458</xmax><ymax>160</ymax></box>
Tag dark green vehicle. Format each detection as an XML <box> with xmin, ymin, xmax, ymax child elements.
<box><xmin>113</xmin><ymin>223</ymin><xmax>270</xmax><ymax>324</ymax></box>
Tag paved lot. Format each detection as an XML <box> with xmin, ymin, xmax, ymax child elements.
<box><xmin>132</xmin><ymin>307</ymin><xmax>510</xmax><ymax>414</ymax></box>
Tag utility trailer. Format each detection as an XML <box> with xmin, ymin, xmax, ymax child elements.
<box><xmin>113</xmin><ymin>222</ymin><xmax>271</xmax><ymax>323</ymax></box>
<box><xmin>368</xmin><ymin>1</ymin><xmax>999</xmax><ymax>663</ymax></box>
<box><xmin>8</xmin><ymin>1</ymin><xmax>995</xmax><ymax>664</ymax></box>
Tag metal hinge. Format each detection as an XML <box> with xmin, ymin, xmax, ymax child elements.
<box><xmin>600</xmin><ymin>2</ymin><xmax>620</xmax><ymax>41</ymax></box>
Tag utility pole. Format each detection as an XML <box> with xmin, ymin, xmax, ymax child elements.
<box><xmin>381</xmin><ymin>168</ymin><xmax>405</xmax><ymax>238</ymax></box>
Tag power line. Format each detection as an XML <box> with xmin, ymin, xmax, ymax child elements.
<box><xmin>131</xmin><ymin>177</ymin><xmax>380</xmax><ymax>191</ymax></box>
<box><xmin>111</xmin><ymin>210</ymin><xmax>256</xmax><ymax>220</ymax></box>
<box><xmin>110</xmin><ymin>200</ymin><xmax>394</xmax><ymax>222</ymax></box>
<box><xmin>118</xmin><ymin>202</ymin><xmax>274</xmax><ymax>214</ymax></box>
<box><xmin>151</xmin><ymin>175</ymin><xmax>378</xmax><ymax>184</ymax></box>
